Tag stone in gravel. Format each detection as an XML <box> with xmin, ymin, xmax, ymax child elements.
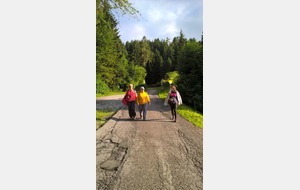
<box><xmin>100</xmin><ymin>160</ymin><xmax>122</xmax><ymax>171</ymax></box>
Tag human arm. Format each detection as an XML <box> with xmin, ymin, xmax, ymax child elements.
<box><xmin>176</xmin><ymin>91</ymin><xmax>182</xmax><ymax>105</ymax></box>
<box><xmin>136</xmin><ymin>94</ymin><xmax>140</xmax><ymax>105</ymax></box>
<box><xmin>147</xmin><ymin>93</ymin><xmax>151</xmax><ymax>105</ymax></box>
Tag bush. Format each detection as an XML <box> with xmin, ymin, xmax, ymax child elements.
<box><xmin>96</xmin><ymin>78</ymin><xmax>110</xmax><ymax>94</ymax></box>
<box><xmin>163</xmin><ymin>71</ymin><xmax>179</xmax><ymax>85</ymax></box>
<box><xmin>162</xmin><ymin>81</ymin><xmax>170</xmax><ymax>89</ymax></box>
<box><xmin>119</xmin><ymin>83</ymin><xmax>128</xmax><ymax>92</ymax></box>
<box><xmin>161</xmin><ymin>71</ymin><xmax>180</xmax><ymax>89</ymax></box>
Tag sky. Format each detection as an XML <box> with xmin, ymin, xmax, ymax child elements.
<box><xmin>114</xmin><ymin>0</ymin><xmax>203</xmax><ymax>43</ymax></box>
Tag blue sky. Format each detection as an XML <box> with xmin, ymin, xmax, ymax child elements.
<box><xmin>114</xmin><ymin>0</ymin><xmax>203</xmax><ymax>43</ymax></box>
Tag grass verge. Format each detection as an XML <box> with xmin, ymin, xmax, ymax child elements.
<box><xmin>96</xmin><ymin>108</ymin><xmax>115</xmax><ymax>130</ymax></box>
<box><xmin>158</xmin><ymin>86</ymin><xmax>203</xmax><ymax>128</ymax></box>
<box><xmin>177</xmin><ymin>105</ymin><xmax>203</xmax><ymax>128</ymax></box>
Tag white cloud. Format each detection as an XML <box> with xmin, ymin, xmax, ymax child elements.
<box><xmin>118</xmin><ymin>0</ymin><xmax>203</xmax><ymax>42</ymax></box>
<box><xmin>118</xmin><ymin>23</ymin><xmax>146</xmax><ymax>42</ymax></box>
<box><xmin>147</xmin><ymin>9</ymin><xmax>162</xmax><ymax>22</ymax></box>
<box><xmin>163</xmin><ymin>22</ymin><xmax>179</xmax><ymax>37</ymax></box>
<box><xmin>132</xmin><ymin>25</ymin><xmax>146</xmax><ymax>40</ymax></box>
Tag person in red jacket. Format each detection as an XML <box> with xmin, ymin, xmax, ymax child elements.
<box><xmin>123</xmin><ymin>84</ymin><xmax>137</xmax><ymax>120</ymax></box>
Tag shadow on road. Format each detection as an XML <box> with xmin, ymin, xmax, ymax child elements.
<box><xmin>96</xmin><ymin>97</ymin><xmax>169</xmax><ymax>111</ymax></box>
<box><xmin>110</xmin><ymin>116</ymin><xmax>172</xmax><ymax>123</ymax></box>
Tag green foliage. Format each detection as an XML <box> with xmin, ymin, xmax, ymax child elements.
<box><xmin>145</xmin><ymin>49</ymin><xmax>162</xmax><ymax>84</ymax></box>
<box><xmin>157</xmin><ymin>86</ymin><xmax>169</xmax><ymax>99</ymax></box>
<box><xmin>177</xmin><ymin>105</ymin><xmax>203</xmax><ymax>128</ymax></box>
<box><xmin>96</xmin><ymin>0</ymin><xmax>136</xmax><ymax>92</ymax></box>
<box><xmin>125</xmin><ymin>37</ymin><xmax>153</xmax><ymax>67</ymax></box>
<box><xmin>96</xmin><ymin>109</ymin><xmax>115</xmax><ymax>129</ymax></box>
<box><xmin>176</xmin><ymin>40</ymin><xmax>203</xmax><ymax>113</ymax></box>
<box><xmin>107</xmin><ymin>0</ymin><xmax>139</xmax><ymax>16</ymax></box>
<box><xmin>127</xmin><ymin>64</ymin><xmax>147</xmax><ymax>87</ymax></box>
<box><xmin>161</xmin><ymin>71</ymin><xmax>179</xmax><ymax>87</ymax></box>
<box><xmin>172</xmin><ymin>30</ymin><xmax>187</xmax><ymax>70</ymax></box>
<box><xmin>96</xmin><ymin>76</ymin><xmax>110</xmax><ymax>94</ymax></box>
<box><xmin>97</xmin><ymin>0</ymin><xmax>139</xmax><ymax>18</ymax></box>
<box><xmin>165</xmin><ymin>71</ymin><xmax>179</xmax><ymax>83</ymax></box>
<box><xmin>125</xmin><ymin>33</ymin><xmax>187</xmax><ymax>86</ymax></box>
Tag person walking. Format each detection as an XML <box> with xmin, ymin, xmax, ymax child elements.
<box><xmin>136</xmin><ymin>86</ymin><xmax>151</xmax><ymax>121</ymax></box>
<box><xmin>123</xmin><ymin>84</ymin><xmax>137</xmax><ymax>120</ymax></box>
<box><xmin>164</xmin><ymin>85</ymin><xmax>182</xmax><ymax>122</ymax></box>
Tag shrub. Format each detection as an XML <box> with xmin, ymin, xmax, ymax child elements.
<box><xmin>96</xmin><ymin>78</ymin><xmax>110</xmax><ymax>94</ymax></box>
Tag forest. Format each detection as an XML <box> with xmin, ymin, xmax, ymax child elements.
<box><xmin>96</xmin><ymin>0</ymin><xmax>203</xmax><ymax>113</ymax></box>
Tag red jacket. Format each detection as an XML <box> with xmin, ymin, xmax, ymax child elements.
<box><xmin>124</xmin><ymin>90</ymin><xmax>137</xmax><ymax>102</ymax></box>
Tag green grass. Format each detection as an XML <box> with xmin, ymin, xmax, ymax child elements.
<box><xmin>96</xmin><ymin>109</ymin><xmax>115</xmax><ymax>130</ymax></box>
<box><xmin>96</xmin><ymin>91</ymin><xmax>124</xmax><ymax>129</ymax></box>
<box><xmin>96</xmin><ymin>91</ymin><xmax>124</xmax><ymax>98</ymax></box>
<box><xmin>157</xmin><ymin>86</ymin><xmax>169</xmax><ymax>99</ymax></box>
<box><xmin>158</xmin><ymin>86</ymin><xmax>203</xmax><ymax>128</ymax></box>
<box><xmin>177</xmin><ymin>105</ymin><xmax>203</xmax><ymax>128</ymax></box>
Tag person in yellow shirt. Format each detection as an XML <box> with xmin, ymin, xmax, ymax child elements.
<box><xmin>136</xmin><ymin>86</ymin><xmax>151</xmax><ymax>121</ymax></box>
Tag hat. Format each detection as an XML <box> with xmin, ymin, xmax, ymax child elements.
<box><xmin>140</xmin><ymin>86</ymin><xmax>145</xmax><ymax>90</ymax></box>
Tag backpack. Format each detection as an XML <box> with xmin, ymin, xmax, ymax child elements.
<box><xmin>168</xmin><ymin>92</ymin><xmax>177</xmax><ymax>104</ymax></box>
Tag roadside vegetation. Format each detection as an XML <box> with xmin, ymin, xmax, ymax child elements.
<box><xmin>96</xmin><ymin>108</ymin><xmax>116</xmax><ymax>130</ymax></box>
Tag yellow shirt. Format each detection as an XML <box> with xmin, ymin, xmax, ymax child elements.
<box><xmin>136</xmin><ymin>91</ymin><xmax>150</xmax><ymax>105</ymax></box>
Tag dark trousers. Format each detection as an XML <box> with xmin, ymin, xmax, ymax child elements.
<box><xmin>128</xmin><ymin>101</ymin><xmax>136</xmax><ymax>118</ymax></box>
<box><xmin>170</xmin><ymin>104</ymin><xmax>177</xmax><ymax>119</ymax></box>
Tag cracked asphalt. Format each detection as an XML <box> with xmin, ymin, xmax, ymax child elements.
<box><xmin>96</xmin><ymin>89</ymin><xmax>203</xmax><ymax>190</ymax></box>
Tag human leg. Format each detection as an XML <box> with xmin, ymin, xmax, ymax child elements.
<box><xmin>128</xmin><ymin>101</ymin><xmax>136</xmax><ymax>119</ymax></box>
<box><xmin>169</xmin><ymin>105</ymin><xmax>174</xmax><ymax>119</ymax></box>
<box><xmin>132</xmin><ymin>101</ymin><xmax>136</xmax><ymax>118</ymax></box>
<box><xmin>128</xmin><ymin>101</ymin><xmax>133</xmax><ymax>118</ymax></box>
<box><xmin>142</xmin><ymin>104</ymin><xmax>148</xmax><ymax>120</ymax></box>
<box><xmin>170</xmin><ymin>104</ymin><xmax>176</xmax><ymax>120</ymax></box>
<box><xmin>139</xmin><ymin>104</ymin><xmax>143</xmax><ymax>119</ymax></box>
<box><xmin>174</xmin><ymin>107</ymin><xmax>177</xmax><ymax>122</ymax></box>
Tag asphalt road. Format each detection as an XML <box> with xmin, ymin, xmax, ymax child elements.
<box><xmin>96</xmin><ymin>89</ymin><xmax>203</xmax><ymax>190</ymax></box>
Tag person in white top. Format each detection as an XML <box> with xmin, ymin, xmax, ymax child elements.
<box><xmin>164</xmin><ymin>85</ymin><xmax>182</xmax><ymax>122</ymax></box>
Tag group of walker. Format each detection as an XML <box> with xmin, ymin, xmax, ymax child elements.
<box><xmin>122</xmin><ymin>84</ymin><xmax>182</xmax><ymax>122</ymax></box>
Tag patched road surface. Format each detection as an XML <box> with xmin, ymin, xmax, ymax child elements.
<box><xmin>96</xmin><ymin>89</ymin><xmax>203</xmax><ymax>190</ymax></box>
